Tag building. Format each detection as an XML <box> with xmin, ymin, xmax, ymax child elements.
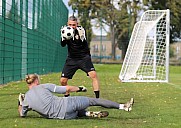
<box><xmin>90</xmin><ymin>35</ymin><xmax>122</xmax><ymax>63</ymax></box>
<box><xmin>171</xmin><ymin>41</ymin><xmax>181</xmax><ymax>60</ymax></box>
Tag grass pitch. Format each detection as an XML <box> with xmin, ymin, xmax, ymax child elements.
<box><xmin>0</xmin><ymin>64</ymin><xmax>181</xmax><ymax>128</ymax></box>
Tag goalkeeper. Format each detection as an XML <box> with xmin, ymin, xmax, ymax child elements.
<box><xmin>60</xmin><ymin>15</ymin><xmax>100</xmax><ymax>98</ymax></box>
<box><xmin>18</xmin><ymin>74</ymin><xmax>134</xmax><ymax>119</ymax></box>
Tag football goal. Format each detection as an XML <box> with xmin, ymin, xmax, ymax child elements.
<box><xmin>119</xmin><ymin>9</ymin><xmax>170</xmax><ymax>82</ymax></box>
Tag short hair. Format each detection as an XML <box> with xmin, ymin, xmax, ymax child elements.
<box><xmin>68</xmin><ymin>15</ymin><xmax>77</xmax><ymax>21</ymax></box>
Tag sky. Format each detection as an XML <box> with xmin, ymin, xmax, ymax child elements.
<box><xmin>62</xmin><ymin>0</ymin><xmax>74</xmax><ymax>16</ymax></box>
<box><xmin>62</xmin><ymin>0</ymin><xmax>108</xmax><ymax>36</ymax></box>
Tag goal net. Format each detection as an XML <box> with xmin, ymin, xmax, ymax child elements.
<box><xmin>119</xmin><ymin>10</ymin><xmax>170</xmax><ymax>82</ymax></box>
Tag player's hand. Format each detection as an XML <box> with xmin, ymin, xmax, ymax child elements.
<box><xmin>77</xmin><ymin>86</ymin><xmax>87</xmax><ymax>92</ymax></box>
<box><xmin>18</xmin><ymin>93</ymin><xmax>25</xmax><ymax>106</ymax></box>
<box><xmin>77</xmin><ymin>26</ymin><xmax>86</xmax><ymax>42</ymax></box>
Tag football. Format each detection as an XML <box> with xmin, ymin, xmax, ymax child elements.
<box><xmin>61</xmin><ymin>26</ymin><xmax>74</xmax><ymax>41</ymax></box>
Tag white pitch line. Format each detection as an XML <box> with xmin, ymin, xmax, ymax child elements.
<box><xmin>167</xmin><ymin>82</ymin><xmax>181</xmax><ymax>90</ymax></box>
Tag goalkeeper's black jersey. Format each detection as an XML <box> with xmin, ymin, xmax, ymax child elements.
<box><xmin>61</xmin><ymin>28</ymin><xmax>90</xmax><ymax>58</ymax></box>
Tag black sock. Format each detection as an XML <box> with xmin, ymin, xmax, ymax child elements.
<box><xmin>64</xmin><ymin>94</ymin><xmax>70</xmax><ymax>97</ymax></box>
<box><xmin>94</xmin><ymin>91</ymin><xmax>100</xmax><ymax>98</ymax></box>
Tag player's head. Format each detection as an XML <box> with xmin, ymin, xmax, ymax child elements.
<box><xmin>25</xmin><ymin>74</ymin><xmax>40</xmax><ymax>85</ymax></box>
<box><xmin>67</xmin><ymin>15</ymin><xmax>78</xmax><ymax>29</ymax></box>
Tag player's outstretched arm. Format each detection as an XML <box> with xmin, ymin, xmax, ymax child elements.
<box><xmin>44</xmin><ymin>84</ymin><xmax>87</xmax><ymax>94</ymax></box>
<box><xmin>66</xmin><ymin>85</ymin><xmax>87</xmax><ymax>93</ymax></box>
<box><xmin>18</xmin><ymin>105</ymin><xmax>24</xmax><ymax>117</ymax></box>
<box><xmin>18</xmin><ymin>93</ymin><xmax>30</xmax><ymax>117</ymax></box>
<box><xmin>18</xmin><ymin>105</ymin><xmax>31</xmax><ymax>117</ymax></box>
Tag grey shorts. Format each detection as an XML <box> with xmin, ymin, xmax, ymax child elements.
<box><xmin>64</xmin><ymin>96</ymin><xmax>89</xmax><ymax>119</ymax></box>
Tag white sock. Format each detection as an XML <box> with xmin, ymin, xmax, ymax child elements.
<box><xmin>119</xmin><ymin>104</ymin><xmax>124</xmax><ymax>109</ymax></box>
<box><xmin>85</xmin><ymin>111</ymin><xmax>91</xmax><ymax>116</ymax></box>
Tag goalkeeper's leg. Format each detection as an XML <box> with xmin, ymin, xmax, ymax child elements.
<box><xmin>60</xmin><ymin>77</ymin><xmax>70</xmax><ymax>97</ymax></box>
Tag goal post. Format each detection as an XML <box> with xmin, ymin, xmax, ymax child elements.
<box><xmin>119</xmin><ymin>9</ymin><xmax>170</xmax><ymax>82</ymax></box>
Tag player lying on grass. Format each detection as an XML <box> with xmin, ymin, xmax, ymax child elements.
<box><xmin>18</xmin><ymin>74</ymin><xmax>134</xmax><ymax>119</ymax></box>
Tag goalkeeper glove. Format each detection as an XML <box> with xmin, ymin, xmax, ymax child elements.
<box><xmin>77</xmin><ymin>26</ymin><xmax>86</xmax><ymax>42</ymax></box>
<box><xmin>18</xmin><ymin>93</ymin><xmax>25</xmax><ymax>106</ymax></box>
<box><xmin>77</xmin><ymin>86</ymin><xmax>87</xmax><ymax>92</ymax></box>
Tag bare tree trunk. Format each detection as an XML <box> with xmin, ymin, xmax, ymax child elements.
<box><xmin>111</xmin><ymin>24</ymin><xmax>116</xmax><ymax>60</ymax></box>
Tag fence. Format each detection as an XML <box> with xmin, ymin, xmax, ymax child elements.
<box><xmin>0</xmin><ymin>0</ymin><xmax>68</xmax><ymax>84</ymax></box>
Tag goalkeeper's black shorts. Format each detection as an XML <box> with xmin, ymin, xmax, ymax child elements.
<box><xmin>61</xmin><ymin>55</ymin><xmax>95</xmax><ymax>79</ymax></box>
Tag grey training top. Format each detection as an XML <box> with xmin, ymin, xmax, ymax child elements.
<box><xmin>21</xmin><ymin>84</ymin><xmax>68</xmax><ymax>119</ymax></box>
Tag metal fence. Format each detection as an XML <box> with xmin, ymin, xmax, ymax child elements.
<box><xmin>0</xmin><ymin>0</ymin><xmax>68</xmax><ymax>84</ymax></box>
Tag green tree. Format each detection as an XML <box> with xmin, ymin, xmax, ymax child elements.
<box><xmin>143</xmin><ymin>0</ymin><xmax>181</xmax><ymax>42</ymax></box>
<box><xmin>88</xmin><ymin>0</ymin><xmax>142</xmax><ymax>60</ymax></box>
<box><xmin>116</xmin><ymin>0</ymin><xmax>142</xmax><ymax>60</ymax></box>
<box><xmin>90</xmin><ymin>0</ymin><xmax>124</xmax><ymax>60</ymax></box>
<box><xmin>91</xmin><ymin>0</ymin><xmax>119</xmax><ymax>60</ymax></box>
